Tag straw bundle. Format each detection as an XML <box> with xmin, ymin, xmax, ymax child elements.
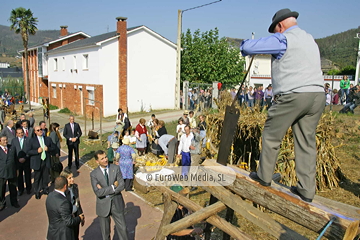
<box><xmin>207</xmin><ymin>91</ymin><xmax>343</xmax><ymax>191</ymax></box>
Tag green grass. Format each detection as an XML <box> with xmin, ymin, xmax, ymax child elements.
<box><xmin>59</xmin><ymin>107</ymin><xmax>71</xmax><ymax>114</ymax></box>
<box><xmin>49</xmin><ymin>104</ymin><xmax>59</xmax><ymax>110</ymax></box>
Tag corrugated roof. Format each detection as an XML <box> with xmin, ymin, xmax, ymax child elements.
<box><xmin>47</xmin><ymin>26</ymin><xmax>143</xmax><ymax>54</ymax></box>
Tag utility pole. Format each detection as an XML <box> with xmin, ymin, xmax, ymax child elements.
<box><xmin>175</xmin><ymin>10</ymin><xmax>182</xmax><ymax>109</ymax></box>
<box><xmin>175</xmin><ymin>0</ymin><xmax>222</xmax><ymax>109</ymax></box>
<box><xmin>355</xmin><ymin>33</ymin><xmax>360</xmax><ymax>84</ymax></box>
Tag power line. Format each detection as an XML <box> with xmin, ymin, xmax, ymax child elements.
<box><xmin>182</xmin><ymin>0</ymin><xmax>222</xmax><ymax>13</ymax></box>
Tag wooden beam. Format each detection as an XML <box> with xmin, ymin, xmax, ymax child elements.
<box><xmin>201</xmin><ymin>184</ymin><xmax>307</xmax><ymax>240</ymax></box>
<box><xmin>157</xmin><ymin>186</ymin><xmax>254</xmax><ymax>240</ymax></box>
<box><xmin>342</xmin><ymin>220</ymin><xmax>359</xmax><ymax>240</ymax></box>
<box><xmin>161</xmin><ymin>201</ymin><xmax>226</xmax><ymax>236</ymax></box>
<box><xmin>201</xmin><ymin>160</ymin><xmax>360</xmax><ymax>240</ymax></box>
<box><xmin>154</xmin><ymin>192</ymin><xmax>178</xmax><ymax>240</ymax></box>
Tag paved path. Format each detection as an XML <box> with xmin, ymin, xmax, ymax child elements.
<box><xmin>0</xmin><ymin>150</ymin><xmax>163</xmax><ymax>240</ymax></box>
<box><xmin>32</xmin><ymin>107</ymin><xmax>184</xmax><ymax>134</ymax></box>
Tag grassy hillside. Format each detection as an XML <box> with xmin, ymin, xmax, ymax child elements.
<box><xmin>316</xmin><ymin>26</ymin><xmax>360</xmax><ymax>68</ymax></box>
<box><xmin>228</xmin><ymin>27</ymin><xmax>360</xmax><ymax>70</ymax></box>
<box><xmin>0</xmin><ymin>24</ymin><xmax>63</xmax><ymax>57</ymax></box>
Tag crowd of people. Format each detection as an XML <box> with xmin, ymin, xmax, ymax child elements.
<box><xmin>0</xmin><ymin>111</ymin><xmax>87</xmax><ymax>239</ymax></box>
<box><xmin>181</xmin><ymin>88</ymin><xmax>213</xmax><ymax>111</ymax></box>
<box><xmin>323</xmin><ymin>78</ymin><xmax>360</xmax><ymax>114</ymax></box>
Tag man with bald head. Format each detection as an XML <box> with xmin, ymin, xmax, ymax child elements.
<box><xmin>1</xmin><ymin>120</ymin><xmax>15</xmax><ymax>145</ymax></box>
<box><xmin>63</xmin><ymin>115</ymin><xmax>82</xmax><ymax>170</ymax></box>
<box><xmin>26</xmin><ymin>125</ymin><xmax>55</xmax><ymax>199</ymax></box>
<box><xmin>241</xmin><ymin>9</ymin><xmax>325</xmax><ymax>203</ymax></box>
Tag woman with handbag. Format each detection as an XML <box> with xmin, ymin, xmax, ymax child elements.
<box><xmin>49</xmin><ymin>122</ymin><xmax>63</xmax><ymax>182</ymax></box>
<box><xmin>60</xmin><ymin>168</ymin><xmax>84</xmax><ymax>240</ymax></box>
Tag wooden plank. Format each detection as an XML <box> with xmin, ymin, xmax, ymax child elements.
<box><xmin>161</xmin><ymin>201</ymin><xmax>226</xmax><ymax>236</ymax></box>
<box><xmin>154</xmin><ymin>192</ymin><xmax>178</xmax><ymax>240</ymax></box>
<box><xmin>157</xmin><ymin>186</ymin><xmax>254</xmax><ymax>240</ymax></box>
<box><xmin>201</xmin><ymin>160</ymin><xmax>360</xmax><ymax>240</ymax></box>
<box><xmin>342</xmin><ymin>220</ymin><xmax>359</xmax><ymax>240</ymax></box>
<box><xmin>201</xmin><ymin>184</ymin><xmax>307</xmax><ymax>240</ymax></box>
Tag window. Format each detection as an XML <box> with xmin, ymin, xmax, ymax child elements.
<box><xmin>83</xmin><ymin>54</ymin><xmax>89</xmax><ymax>69</ymax></box>
<box><xmin>52</xmin><ymin>86</ymin><xmax>57</xmax><ymax>98</ymax></box>
<box><xmin>62</xmin><ymin>57</ymin><xmax>65</xmax><ymax>71</ymax></box>
<box><xmin>54</xmin><ymin>58</ymin><xmax>58</xmax><ymax>71</ymax></box>
<box><xmin>87</xmin><ymin>90</ymin><xmax>94</xmax><ymax>105</ymax></box>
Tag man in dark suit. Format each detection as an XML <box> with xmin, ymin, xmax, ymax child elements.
<box><xmin>39</xmin><ymin>121</ymin><xmax>48</xmax><ymax>137</ymax></box>
<box><xmin>11</xmin><ymin>128</ymin><xmax>32</xmax><ymax>195</ymax></box>
<box><xmin>63</xmin><ymin>116</ymin><xmax>82</xmax><ymax>169</ymax></box>
<box><xmin>15</xmin><ymin>113</ymin><xmax>30</xmax><ymax>129</ymax></box>
<box><xmin>1</xmin><ymin>120</ymin><xmax>15</xmax><ymax>145</ymax></box>
<box><xmin>26</xmin><ymin>125</ymin><xmax>55</xmax><ymax>199</ymax></box>
<box><xmin>0</xmin><ymin>135</ymin><xmax>19</xmax><ymax>210</ymax></box>
<box><xmin>46</xmin><ymin>176</ymin><xmax>84</xmax><ymax>240</ymax></box>
<box><xmin>90</xmin><ymin>150</ymin><xmax>128</xmax><ymax>240</ymax></box>
<box><xmin>21</xmin><ymin>119</ymin><xmax>33</xmax><ymax>139</ymax></box>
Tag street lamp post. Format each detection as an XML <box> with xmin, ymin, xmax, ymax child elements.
<box><xmin>355</xmin><ymin>33</ymin><xmax>360</xmax><ymax>84</ymax></box>
<box><xmin>175</xmin><ymin>0</ymin><xmax>222</xmax><ymax>109</ymax></box>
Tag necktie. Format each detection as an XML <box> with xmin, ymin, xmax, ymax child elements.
<box><xmin>20</xmin><ymin>138</ymin><xmax>23</xmax><ymax>149</ymax></box>
<box><xmin>71</xmin><ymin>123</ymin><xmax>74</xmax><ymax>135</ymax></box>
<box><xmin>4</xmin><ymin>147</ymin><xmax>7</xmax><ymax>154</ymax></box>
<box><xmin>39</xmin><ymin>137</ymin><xmax>46</xmax><ymax>160</ymax></box>
<box><xmin>104</xmin><ymin>169</ymin><xmax>109</xmax><ymax>186</ymax></box>
<box><xmin>25</xmin><ymin>129</ymin><xmax>28</xmax><ymax>137</ymax></box>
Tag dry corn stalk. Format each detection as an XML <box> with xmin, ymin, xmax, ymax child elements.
<box><xmin>206</xmin><ymin>91</ymin><xmax>343</xmax><ymax>191</ymax></box>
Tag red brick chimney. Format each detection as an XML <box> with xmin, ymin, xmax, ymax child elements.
<box><xmin>60</xmin><ymin>26</ymin><xmax>68</xmax><ymax>36</ymax></box>
<box><xmin>116</xmin><ymin>17</ymin><xmax>127</xmax><ymax>112</ymax></box>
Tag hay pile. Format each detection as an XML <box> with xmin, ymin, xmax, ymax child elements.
<box><xmin>207</xmin><ymin>91</ymin><xmax>343</xmax><ymax>191</ymax></box>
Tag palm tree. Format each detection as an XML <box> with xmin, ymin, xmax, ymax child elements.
<box><xmin>9</xmin><ymin>7</ymin><xmax>38</xmax><ymax>110</ymax></box>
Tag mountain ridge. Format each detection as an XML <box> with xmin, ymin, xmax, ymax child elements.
<box><xmin>1</xmin><ymin>24</ymin><xmax>359</xmax><ymax>71</ymax></box>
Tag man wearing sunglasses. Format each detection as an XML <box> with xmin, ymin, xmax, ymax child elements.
<box><xmin>26</xmin><ymin>126</ymin><xmax>55</xmax><ymax>199</ymax></box>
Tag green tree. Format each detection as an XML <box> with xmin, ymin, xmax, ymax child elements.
<box><xmin>181</xmin><ymin>28</ymin><xmax>245</xmax><ymax>85</ymax></box>
<box><xmin>9</xmin><ymin>7</ymin><xmax>38</xmax><ymax>110</ymax></box>
<box><xmin>327</xmin><ymin>65</ymin><xmax>356</xmax><ymax>76</ymax></box>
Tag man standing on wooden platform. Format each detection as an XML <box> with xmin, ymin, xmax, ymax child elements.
<box><xmin>241</xmin><ymin>8</ymin><xmax>325</xmax><ymax>202</ymax></box>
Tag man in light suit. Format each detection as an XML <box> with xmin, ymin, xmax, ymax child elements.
<box><xmin>11</xmin><ymin>128</ymin><xmax>32</xmax><ymax>195</ymax></box>
<box><xmin>63</xmin><ymin>116</ymin><xmax>82</xmax><ymax>170</ymax></box>
<box><xmin>46</xmin><ymin>176</ymin><xmax>84</xmax><ymax>240</ymax></box>
<box><xmin>26</xmin><ymin>125</ymin><xmax>55</xmax><ymax>199</ymax></box>
<box><xmin>0</xmin><ymin>135</ymin><xmax>19</xmax><ymax>210</ymax></box>
<box><xmin>90</xmin><ymin>150</ymin><xmax>128</xmax><ymax>240</ymax></box>
<box><xmin>1</xmin><ymin>120</ymin><xmax>15</xmax><ymax>145</ymax></box>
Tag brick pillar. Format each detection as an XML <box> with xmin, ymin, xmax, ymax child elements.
<box><xmin>60</xmin><ymin>26</ymin><xmax>68</xmax><ymax>36</ymax></box>
<box><xmin>116</xmin><ymin>17</ymin><xmax>128</xmax><ymax>112</ymax></box>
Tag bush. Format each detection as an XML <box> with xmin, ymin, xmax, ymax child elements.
<box><xmin>49</xmin><ymin>104</ymin><xmax>58</xmax><ymax>110</ymax></box>
<box><xmin>59</xmin><ymin>107</ymin><xmax>71</xmax><ymax>113</ymax></box>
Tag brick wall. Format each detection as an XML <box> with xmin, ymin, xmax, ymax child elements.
<box><xmin>49</xmin><ymin>82</ymin><xmax>103</xmax><ymax>119</ymax></box>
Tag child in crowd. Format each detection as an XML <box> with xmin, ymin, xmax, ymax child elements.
<box><xmin>130</xmin><ymin>129</ymin><xmax>137</xmax><ymax>153</ymax></box>
<box><xmin>176</xmin><ymin>118</ymin><xmax>186</xmax><ymax>141</ymax></box>
<box><xmin>123</xmin><ymin>130</ymin><xmax>131</xmax><ymax>142</ymax></box>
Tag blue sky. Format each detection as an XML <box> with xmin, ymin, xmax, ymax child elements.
<box><xmin>1</xmin><ymin>0</ymin><xmax>359</xmax><ymax>43</ymax></box>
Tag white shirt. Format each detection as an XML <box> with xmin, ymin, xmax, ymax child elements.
<box><xmin>99</xmin><ymin>166</ymin><xmax>115</xmax><ymax>193</ymax></box>
<box><xmin>178</xmin><ymin>132</ymin><xmax>194</xmax><ymax>155</ymax></box>
<box><xmin>55</xmin><ymin>189</ymin><xmax>66</xmax><ymax>197</ymax></box>
<box><xmin>176</xmin><ymin>124</ymin><xmax>186</xmax><ymax>134</ymax></box>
